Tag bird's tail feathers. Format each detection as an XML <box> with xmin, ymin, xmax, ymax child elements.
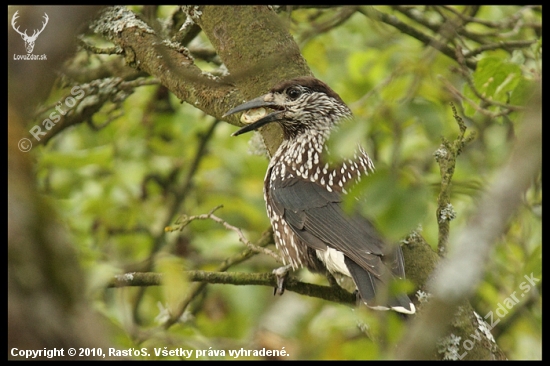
<box><xmin>344</xmin><ymin>256</ymin><xmax>415</xmax><ymax>314</ymax></box>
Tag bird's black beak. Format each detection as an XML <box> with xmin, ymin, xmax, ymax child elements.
<box><xmin>223</xmin><ymin>95</ymin><xmax>284</xmax><ymax>136</ymax></box>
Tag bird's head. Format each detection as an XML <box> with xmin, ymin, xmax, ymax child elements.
<box><xmin>224</xmin><ymin>76</ymin><xmax>351</xmax><ymax>140</ymax></box>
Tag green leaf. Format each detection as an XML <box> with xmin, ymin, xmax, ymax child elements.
<box><xmin>463</xmin><ymin>56</ymin><xmax>522</xmax><ymax>117</ymax></box>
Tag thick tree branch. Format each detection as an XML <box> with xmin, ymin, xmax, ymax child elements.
<box><xmin>196</xmin><ymin>5</ymin><xmax>312</xmax><ymax>156</ymax></box>
<box><xmin>90</xmin><ymin>6</ymin><xmax>236</xmax><ymax>120</ymax></box>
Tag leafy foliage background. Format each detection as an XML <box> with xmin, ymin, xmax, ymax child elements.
<box><xmin>10</xmin><ymin>5</ymin><xmax>541</xmax><ymax>360</ymax></box>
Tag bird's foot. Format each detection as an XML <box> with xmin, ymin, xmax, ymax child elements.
<box><xmin>272</xmin><ymin>265</ymin><xmax>292</xmax><ymax>296</ymax></box>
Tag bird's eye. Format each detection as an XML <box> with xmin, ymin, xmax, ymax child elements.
<box><xmin>286</xmin><ymin>87</ymin><xmax>302</xmax><ymax>100</ymax></box>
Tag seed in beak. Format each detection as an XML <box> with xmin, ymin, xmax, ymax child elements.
<box><xmin>241</xmin><ymin>107</ymin><xmax>267</xmax><ymax>124</ymax></box>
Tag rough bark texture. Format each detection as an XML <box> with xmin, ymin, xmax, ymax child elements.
<box><xmin>196</xmin><ymin>5</ymin><xmax>312</xmax><ymax>155</ymax></box>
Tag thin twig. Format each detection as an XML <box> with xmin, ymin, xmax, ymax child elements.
<box><xmin>166</xmin><ymin>206</ymin><xmax>281</xmax><ymax>262</ymax></box>
<box><xmin>463</xmin><ymin>40</ymin><xmax>537</xmax><ymax>58</ymax></box>
<box><xmin>441</xmin><ymin>5</ymin><xmax>540</xmax><ymax>30</ymax></box>
<box><xmin>434</xmin><ymin>103</ymin><xmax>476</xmax><ymax>256</ymax></box>
<box><xmin>358</xmin><ymin>6</ymin><xmax>477</xmax><ymax>70</ymax></box>
<box><xmin>298</xmin><ymin>6</ymin><xmax>358</xmax><ymax>46</ymax></box>
<box><xmin>78</xmin><ymin>38</ymin><xmax>123</xmax><ymax>55</ymax></box>
<box><xmin>110</xmin><ymin>270</ymin><xmax>356</xmax><ymax>305</ymax></box>
<box><xmin>438</xmin><ymin>75</ymin><xmax>519</xmax><ymax>119</ymax></box>
<box><xmin>162</xmin><ymin>227</ymin><xmax>277</xmax><ymax>329</ymax></box>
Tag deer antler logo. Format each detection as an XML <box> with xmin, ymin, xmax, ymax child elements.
<box><xmin>11</xmin><ymin>10</ymin><xmax>49</xmax><ymax>54</ymax></box>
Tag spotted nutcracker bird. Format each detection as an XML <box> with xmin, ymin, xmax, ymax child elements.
<box><xmin>224</xmin><ymin>76</ymin><xmax>415</xmax><ymax>314</ymax></box>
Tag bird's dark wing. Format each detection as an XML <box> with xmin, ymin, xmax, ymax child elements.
<box><xmin>270</xmin><ymin>176</ymin><xmax>412</xmax><ymax>310</ymax></box>
<box><xmin>271</xmin><ymin>176</ymin><xmax>387</xmax><ymax>271</ymax></box>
